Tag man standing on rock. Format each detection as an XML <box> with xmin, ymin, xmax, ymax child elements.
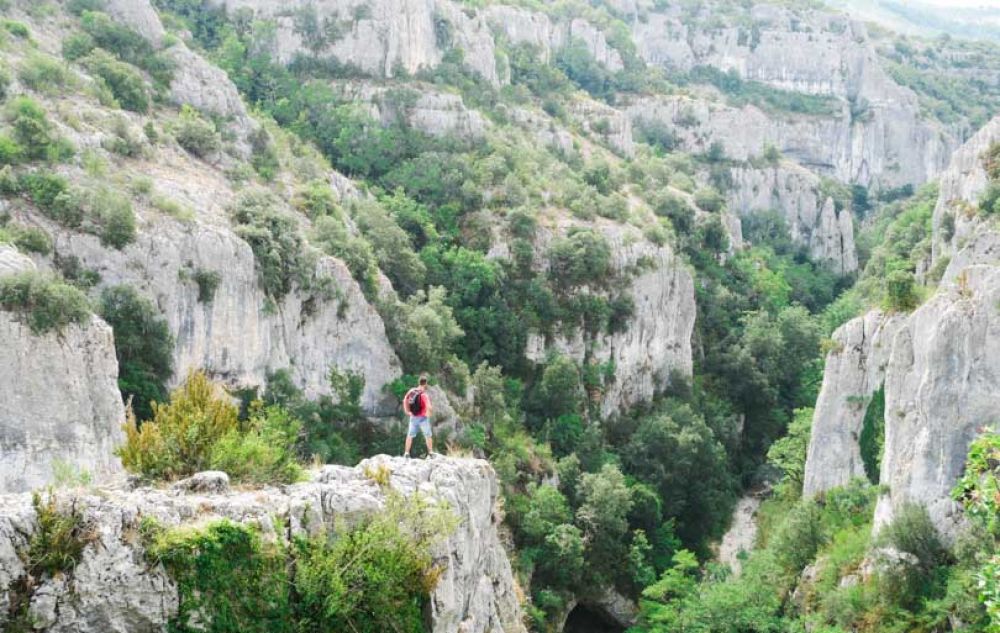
<box><xmin>403</xmin><ymin>375</ymin><xmax>435</xmax><ymax>459</ymax></box>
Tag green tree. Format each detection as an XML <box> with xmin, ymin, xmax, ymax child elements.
<box><xmin>99</xmin><ymin>285</ymin><xmax>173</xmax><ymax>420</ymax></box>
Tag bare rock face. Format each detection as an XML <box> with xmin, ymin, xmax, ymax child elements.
<box><xmin>571</xmin><ymin>99</ymin><xmax>635</xmax><ymax>157</ymax></box>
<box><xmin>484</xmin><ymin>6</ymin><xmax>624</xmax><ymax>71</ymax></box>
<box><xmin>526</xmin><ymin>222</ymin><xmax>695</xmax><ymax>419</ymax></box>
<box><xmin>0</xmin><ymin>456</ymin><xmax>526</xmax><ymax>633</ymax></box>
<box><xmin>932</xmin><ymin>116</ymin><xmax>1000</xmax><ymax>271</ymax></box>
<box><xmin>803</xmin><ymin>311</ymin><xmax>904</xmax><ymax>497</ymax></box>
<box><xmin>625</xmin><ymin>90</ymin><xmax>951</xmax><ymax>191</ymax></box>
<box><xmin>729</xmin><ymin>164</ymin><xmax>858</xmax><ymax>273</ymax></box>
<box><xmin>0</xmin><ymin>246</ymin><xmax>125</xmax><ymax>493</ymax></box>
<box><xmin>805</xmin><ymin>118</ymin><xmax>1000</xmax><ymax>540</ymax></box>
<box><xmin>43</xmin><ymin>218</ymin><xmax>401</xmax><ymax>414</ymax></box>
<box><xmin>332</xmin><ymin>81</ymin><xmax>489</xmax><ymax>139</ymax></box>
<box><xmin>210</xmin><ymin>0</ymin><xmax>502</xmax><ymax>85</ymax></box>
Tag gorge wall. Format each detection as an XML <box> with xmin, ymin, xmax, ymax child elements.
<box><xmin>804</xmin><ymin>115</ymin><xmax>1000</xmax><ymax>538</ymax></box>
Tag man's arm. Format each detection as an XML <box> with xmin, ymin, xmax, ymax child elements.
<box><xmin>402</xmin><ymin>389</ymin><xmax>411</xmax><ymax>416</ymax></box>
<box><xmin>423</xmin><ymin>392</ymin><xmax>432</xmax><ymax>418</ymax></box>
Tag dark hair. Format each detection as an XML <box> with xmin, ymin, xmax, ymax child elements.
<box><xmin>418</xmin><ymin>375</ymin><xmax>428</xmax><ymax>386</ymax></box>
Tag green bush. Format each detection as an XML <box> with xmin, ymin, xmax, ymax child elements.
<box><xmin>395</xmin><ymin>286</ymin><xmax>464</xmax><ymax>374</ymax></box>
<box><xmin>147</xmin><ymin>519</ymin><xmax>294</xmax><ymax>633</ymax></box>
<box><xmin>547</xmin><ymin>228</ymin><xmax>612</xmax><ymax>291</ymax></box>
<box><xmin>0</xmin><ymin>65</ymin><xmax>10</xmax><ymax>101</ymax></box>
<box><xmin>0</xmin><ymin>272</ymin><xmax>91</xmax><ymax>334</ymax></box>
<box><xmin>82</xmin><ymin>49</ymin><xmax>149</xmax><ymax>112</ymax></box>
<box><xmin>99</xmin><ymin>285</ymin><xmax>173</xmax><ymax>421</ymax></box>
<box><xmin>0</xmin><ymin>133</ymin><xmax>23</xmax><ymax>166</ymax></box>
<box><xmin>693</xmin><ymin>186</ymin><xmax>725</xmax><ymax>213</ymax></box>
<box><xmin>3</xmin><ymin>223</ymin><xmax>52</xmax><ymax>254</ymax></box>
<box><xmin>62</xmin><ymin>32</ymin><xmax>97</xmax><ymax>61</ymax></box>
<box><xmin>5</xmin><ymin>97</ymin><xmax>73</xmax><ymax>162</ymax></box>
<box><xmin>231</xmin><ymin>190</ymin><xmax>312</xmax><ymax>298</ymax></box>
<box><xmin>174</xmin><ymin>105</ymin><xmax>220</xmax><ymax>158</ymax></box>
<box><xmin>79</xmin><ymin>10</ymin><xmax>173</xmax><ymax>85</ymax></box>
<box><xmin>118</xmin><ymin>370</ymin><xmax>239</xmax><ymax>480</ymax></box>
<box><xmin>1</xmin><ymin>19</ymin><xmax>30</xmax><ymax>39</ymax></box>
<box><xmin>884</xmin><ymin>270</ymin><xmax>919</xmax><ymax>312</ymax></box>
<box><xmin>209</xmin><ymin>403</ymin><xmax>304</xmax><ymax>485</ymax></box>
<box><xmin>18</xmin><ymin>54</ymin><xmax>71</xmax><ymax>94</ymax></box>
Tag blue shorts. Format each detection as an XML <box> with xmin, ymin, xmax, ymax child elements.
<box><xmin>407</xmin><ymin>416</ymin><xmax>431</xmax><ymax>438</ymax></box>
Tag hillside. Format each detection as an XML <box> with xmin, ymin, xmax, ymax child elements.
<box><xmin>0</xmin><ymin>0</ymin><xmax>999</xmax><ymax>631</ymax></box>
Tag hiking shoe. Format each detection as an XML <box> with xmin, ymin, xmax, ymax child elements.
<box><xmin>403</xmin><ymin>453</ymin><xmax>411</xmax><ymax>460</ymax></box>
<box><xmin>426</xmin><ymin>452</ymin><xmax>439</xmax><ymax>460</ymax></box>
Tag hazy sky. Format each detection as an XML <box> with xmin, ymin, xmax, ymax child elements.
<box><xmin>917</xmin><ymin>0</ymin><xmax>1000</xmax><ymax>7</ymax></box>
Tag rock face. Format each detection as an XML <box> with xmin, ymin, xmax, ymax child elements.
<box><xmin>526</xmin><ymin>222</ymin><xmax>696</xmax><ymax>419</ymax></box>
<box><xmin>729</xmin><ymin>164</ymin><xmax>857</xmax><ymax>273</ymax></box>
<box><xmin>332</xmin><ymin>81</ymin><xmax>489</xmax><ymax>140</ymax></box>
<box><xmin>0</xmin><ymin>248</ymin><xmax>125</xmax><ymax>494</ymax></box>
<box><xmin>485</xmin><ymin>6</ymin><xmax>624</xmax><ymax>71</ymax></box>
<box><xmin>717</xmin><ymin>492</ymin><xmax>763</xmax><ymax>576</ymax></box>
<box><xmin>803</xmin><ymin>311</ymin><xmax>903</xmax><ymax>497</ymax></box>
<box><xmin>872</xmin><ymin>265</ymin><xmax>1000</xmax><ymax>538</ymax></box>
<box><xmin>630</xmin><ymin>3</ymin><xmax>955</xmax><ymax>189</ymax></box>
<box><xmin>40</xmin><ymin>217</ymin><xmax>402</xmax><ymax>414</ymax></box>
<box><xmin>805</xmin><ymin>116</ymin><xmax>1000</xmax><ymax>539</ymax></box>
<box><xmin>931</xmin><ymin>116</ymin><xmax>1000</xmax><ymax>270</ymax></box>
<box><xmin>0</xmin><ymin>456</ymin><xmax>526</xmax><ymax>633</ymax></box>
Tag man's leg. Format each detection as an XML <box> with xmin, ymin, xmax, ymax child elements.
<box><xmin>404</xmin><ymin>417</ymin><xmax>416</xmax><ymax>456</ymax></box>
<box><xmin>422</xmin><ymin>418</ymin><xmax>433</xmax><ymax>455</ymax></box>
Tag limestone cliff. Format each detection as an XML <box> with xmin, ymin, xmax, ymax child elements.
<box><xmin>0</xmin><ymin>247</ymin><xmax>125</xmax><ymax>494</ymax></box>
<box><xmin>803</xmin><ymin>311</ymin><xmax>903</xmax><ymax>497</ymax></box>
<box><xmin>804</xmin><ymin>116</ymin><xmax>1000</xmax><ymax>539</ymax></box>
<box><xmin>729</xmin><ymin>163</ymin><xmax>858</xmax><ymax>274</ymax></box>
<box><xmin>525</xmin><ymin>221</ymin><xmax>696</xmax><ymax>419</ymax></box>
<box><xmin>0</xmin><ymin>456</ymin><xmax>526</xmax><ymax>633</ymax></box>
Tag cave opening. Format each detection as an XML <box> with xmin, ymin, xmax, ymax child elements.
<box><xmin>563</xmin><ymin>604</ymin><xmax>625</xmax><ymax>633</ymax></box>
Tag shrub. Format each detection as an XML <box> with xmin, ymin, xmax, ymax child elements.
<box><xmin>885</xmin><ymin>270</ymin><xmax>919</xmax><ymax>312</ymax></box>
<box><xmin>62</xmin><ymin>32</ymin><xmax>97</xmax><ymax>61</ymax></box>
<box><xmin>18</xmin><ymin>54</ymin><xmax>71</xmax><ymax>94</ymax></box>
<box><xmin>2</xmin><ymin>19</ymin><xmax>30</xmax><ymax>38</ymax></box>
<box><xmin>118</xmin><ymin>371</ymin><xmax>239</xmax><ymax>480</ymax></box>
<box><xmin>209</xmin><ymin>403</ymin><xmax>303</xmax><ymax>485</ymax></box>
<box><xmin>82</xmin><ymin>49</ymin><xmax>149</xmax><ymax>112</ymax></box>
<box><xmin>5</xmin><ymin>223</ymin><xmax>52</xmax><ymax>254</ymax></box>
<box><xmin>174</xmin><ymin>105</ymin><xmax>220</xmax><ymax>158</ymax></box>
<box><xmin>79</xmin><ymin>10</ymin><xmax>173</xmax><ymax>84</ymax></box>
<box><xmin>146</xmin><ymin>520</ymin><xmax>294</xmax><ymax>633</ymax></box>
<box><xmin>395</xmin><ymin>286</ymin><xmax>464</xmax><ymax>374</ymax></box>
<box><xmin>86</xmin><ymin>186</ymin><xmax>137</xmax><ymax>248</ymax></box>
<box><xmin>5</xmin><ymin>97</ymin><xmax>73</xmax><ymax>162</ymax></box>
<box><xmin>99</xmin><ymin>285</ymin><xmax>173</xmax><ymax>421</ymax></box>
<box><xmin>231</xmin><ymin>190</ymin><xmax>312</xmax><ymax>298</ymax></box>
<box><xmin>0</xmin><ymin>133</ymin><xmax>23</xmax><ymax>166</ymax></box>
<box><xmin>693</xmin><ymin>186</ymin><xmax>726</xmax><ymax>213</ymax></box>
<box><xmin>0</xmin><ymin>272</ymin><xmax>91</xmax><ymax>334</ymax></box>
<box><xmin>192</xmin><ymin>268</ymin><xmax>221</xmax><ymax>303</ymax></box>
<box><xmin>547</xmin><ymin>228</ymin><xmax>613</xmax><ymax>291</ymax></box>
<box><xmin>294</xmin><ymin>493</ymin><xmax>456</xmax><ymax>633</ymax></box>
<box><xmin>0</xmin><ymin>65</ymin><xmax>10</xmax><ymax>101</ymax></box>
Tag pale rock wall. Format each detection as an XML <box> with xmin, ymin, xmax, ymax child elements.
<box><xmin>931</xmin><ymin>116</ymin><xmax>1000</xmax><ymax>270</ymax></box>
<box><xmin>526</xmin><ymin>222</ymin><xmax>695</xmax><ymax>419</ymax></box>
<box><xmin>37</xmin><ymin>218</ymin><xmax>401</xmax><ymax>414</ymax></box>
<box><xmin>571</xmin><ymin>98</ymin><xmax>635</xmax><ymax>157</ymax></box>
<box><xmin>728</xmin><ymin>163</ymin><xmax>858</xmax><ymax>273</ymax></box>
<box><xmin>802</xmin><ymin>311</ymin><xmax>904</xmax><ymax>497</ymax></box>
<box><xmin>331</xmin><ymin>81</ymin><xmax>489</xmax><ymax>139</ymax></box>
<box><xmin>0</xmin><ymin>456</ymin><xmax>526</xmax><ymax>633</ymax></box>
<box><xmin>0</xmin><ymin>247</ymin><xmax>125</xmax><ymax>494</ymax></box>
<box><xmin>624</xmin><ymin>90</ymin><xmax>952</xmax><ymax>190</ymax></box>
<box><xmin>484</xmin><ymin>6</ymin><xmax>624</xmax><ymax>71</ymax></box>
<box><xmin>805</xmin><ymin>116</ymin><xmax>1000</xmax><ymax>539</ymax></box>
<box><xmin>874</xmin><ymin>265</ymin><xmax>1000</xmax><ymax>538</ymax></box>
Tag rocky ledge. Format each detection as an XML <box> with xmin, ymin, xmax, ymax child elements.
<box><xmin>0</xmin><ymin>455</ymin><xmax>526</xmax><ymax>633</ymax></box>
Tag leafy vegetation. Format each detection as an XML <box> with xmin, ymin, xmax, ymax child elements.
<box><xmin>98</xmin><ymin>285</ymin><xmax>174</xmax><ymax>421</ymax></box>
<box><xmin>0</xmin><ymin>271</ymin><xmax>91</xmax><ymax>334</ymax></box>
<box><xmin>143</xmin><ymin>490</ymin><xmax>454</xmax><ymax>633</ymax></box>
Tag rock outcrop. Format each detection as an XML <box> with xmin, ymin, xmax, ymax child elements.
<box><xmin>0</xmin><ymin>247</ymin><xmax>125</xmax><ymax>494</ymax></box>
<box><xmin>729</xmin><ymin>164</ymin><xmax>857</xmax><ymax>273</ymax></box>
<box><xmin>625</xmin><ymin>1</ymin><xmax>956</xmax><ymax>189</ymax></box>
<box><xmin>485</xmin><ymin>6</ymin><xmax>624</xmax><ymax>71</ymax></box>
<box><xmin>0</xmin><ymin>456</ymin><xmax>526</xmax><ymax>633</ymax></box>
<box><xmin>803</xmin><ymin>311</ymin><xmax>903</xmax><ymax>497</ymax></box>
<box><xmin>805</xmin><ymin>116</ymin><xmax>1000</xmax><ymax>539</ymax></box>
<box><xmin>37</xmin><ymin>216</ymin><xmax>402</xmax><ymax>414</ymax></box>
<box><xmin>526</xmin><ymin>222</ymin><xmax>696</xmax><ymax>419</ymax></box>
